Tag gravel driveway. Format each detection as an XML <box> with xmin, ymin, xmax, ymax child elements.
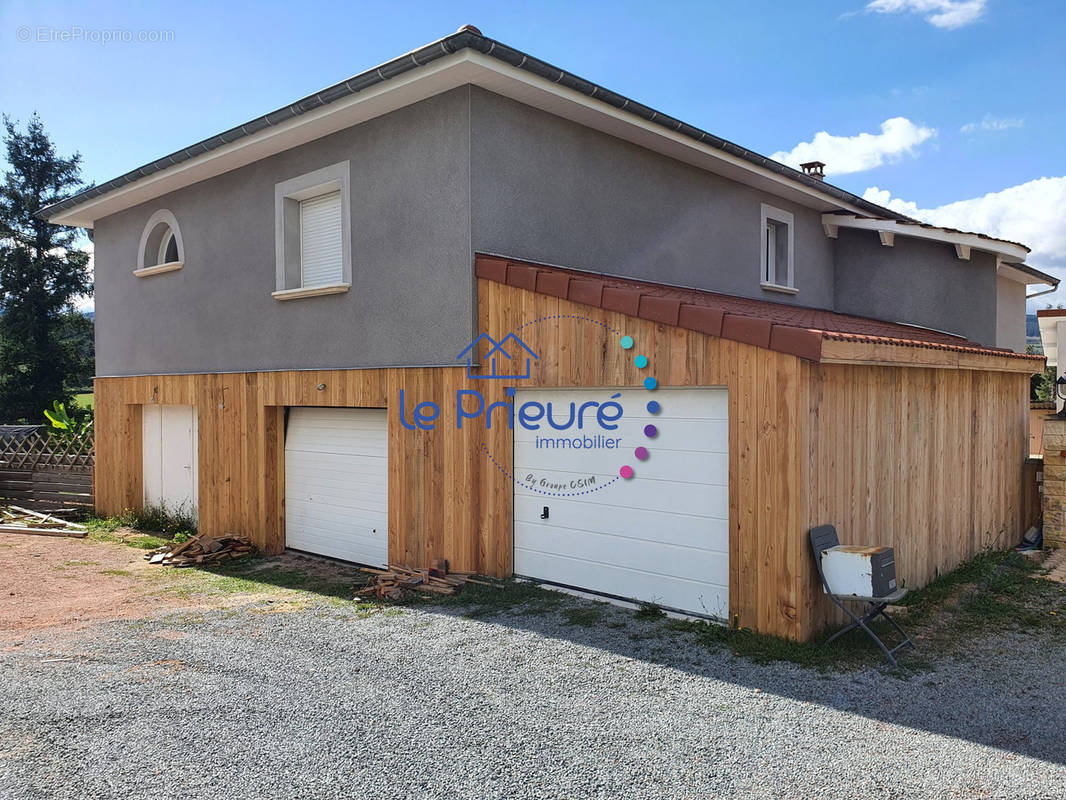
<box><xmin>2</xmin><ymin>587</ymin><xmax>1065</xmax><ymax>800</ymax></box>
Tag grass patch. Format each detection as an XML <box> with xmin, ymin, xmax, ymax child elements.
<box><xmin>99</xmin><ymin>568</ymin><xmax>133</xmax><ymax>577</ymax></box>
<box><xmin>73</xmin><ymin>392</ymin><xmax>94</xmax><ymax>410</ymax></box>
<box><xmin>667</xmin><ymin>617</ymin><xmax>896</xmax><ymax>669</ymax></box>
<box><xmin>86</xmin><ymin>507</ymin><xmax>196</xmax><ymax>550</ymax></box>
<box><xmin>668</xmin><ymin>548</ymin><xmax>1066</xmax><ymax>670</ymax></box>
<box><xmin>86</xmin><ymin>505</ymin><xmax>196</xmax><ymax>538</ymax></box>
<box><xmin>900</xmin><ymin>549</ymin><xmax>1066</xmax><ymax>641</ymax></box>
<box><xmin>391</xmin><ymin>578</ymin><xmax>565</xmax><ymax>619</ymax></box>
<box><xmin>126</xmin><ymin>534</ymin><xmax>169</xmax><ymax>550</ymax></box>
<box><xmin>152</xmin><ymin>556</ymin><xmax>366</xmax><ymax>603</ymax></box>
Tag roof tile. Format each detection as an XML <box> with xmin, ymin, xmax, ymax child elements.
<box><xmin>638</xmin><ymin>295</ymin><xmax>681</xmax><ymax>326</ymax></box>
<box><xmin>568</xmin><ymin>279</ymin><xmax>605</xmax><ymax>307</ymax></box>
<box><xmin>536</xmin><ymin>271</ymin><xmax>571</xmax><ymax>299</ymax></box>
<box><xmin>475</xmin><ymin>254</ymin><xmax>1042</xmax><ymax>364</ymax></box>
<box><xmin>602</xmin><ymin>287</ymin><xmax>641</xmax><ymax>317</ymax></box>
<box><xmin>506</xmin><ymin>264</ymin><xmax>540</xmax><ymax>292</ymax></box>
<box><xmin>722</xmin><ymin>314</ymin><xmax>773</xmax><ymax>349</ymax></box>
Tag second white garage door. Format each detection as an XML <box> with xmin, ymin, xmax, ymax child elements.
<box><xmin>285</xmin><ymin>407</ymin><xmax>388</xmax><ymax>567</ymax></box>
<box><xmin>514</xmin><ymin>387</ymin><xmax>729</xmax><ymax>619</ymax></box>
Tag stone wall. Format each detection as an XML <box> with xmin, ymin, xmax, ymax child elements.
<box><xmin>1042</xmin><ymin>416</ymin><xmax>1066</xmax><ymax>548</ymax></box>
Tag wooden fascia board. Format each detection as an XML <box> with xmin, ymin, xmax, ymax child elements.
<box><xmin>819</xmin><ymin>338</ymin><xmax>1044</xmax><ymax>374</ymax></box>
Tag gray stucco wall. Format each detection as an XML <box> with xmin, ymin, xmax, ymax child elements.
<box><xmin>832</xmin><ymin>228</ymin><xmax>999</xmax><ymax>346</ymax></box>
<box><xmin>996</xmin><ymin>276</ymin><xmax>1027</xmax><ymax>353</ymax></box>
<box><xmin>93</xmin><ymin>81</ymin><xmax>1010</xmax><ymax>376</ymax></box>
<box><xmin>468</xmin><ymin>88</ymin><xmax>836</xmax><ymax>309</ymax></box>
<box><xmin>93</xmin><ymin>87</ymin><xmax>473</xmax><ymax>376</ymax></box>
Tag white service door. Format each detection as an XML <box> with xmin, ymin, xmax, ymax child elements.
<box><xmin>514</xmin><ymin>387</ymin><xmax>729</xmax><ymax>619</ymax></box>
<box><xmin>284</xmin><ymin>407</ymin><xmax>388</xmax><ymax>566</ymax></box>
<box><xmin>142</xmin><ymin>404</ymin><xmax>198</xmax><ymax>519</ymax></box>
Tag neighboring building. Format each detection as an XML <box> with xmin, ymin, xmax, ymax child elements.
<box><xmin>1038</xmin><ymin>310</ymin><xmax>1066</xmax><ymax>409</ymax></box>
<box><xmin>42</xmin><ymin>27</ymin><xmax>1055</xmax><ymax>640</ymax></box>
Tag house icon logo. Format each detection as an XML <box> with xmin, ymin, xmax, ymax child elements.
<box><xmin>457</xmin><ymin>332</ymin><xmax>539</xmax><ymax>380</ymax></box>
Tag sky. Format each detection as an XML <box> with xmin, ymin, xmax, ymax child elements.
<box><xmin>2</xmin><ymin>0</ymin><xmax>1065</xmax><ymax>309</ymax></box>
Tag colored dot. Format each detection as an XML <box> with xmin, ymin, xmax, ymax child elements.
<box><xmin>634</xmin><ymin>354</ymin><xmax>648</xmax><ymax>369</ymax></box>
<box><xmin>646</xmin><ymin>400</ymin><xmax>661</xmax><ymax>414</ymax></box>
<box><xmin>644</xmin><ymin>424</ymin><xmax>658</xmax><ymax>438</ymax></box>
<box><xmin>619</xmin><ymin>465</ymin><xmax>635</xmax><ymax>479</ymax></box>
<box><xmin>620</xmin><ymin>335</ymin><xmax>634</xmax><ymax>350</ymax></box>
<box><xmin>634</xmin><ymin>446</ymin><xmax>649</xmax><ymax>461</ymax></box>
<box><xmin>643</xmin><ymin>376</ymin><xmax>658</xmax><ymax>391</ymax></box>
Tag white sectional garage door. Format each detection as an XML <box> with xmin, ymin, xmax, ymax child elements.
<box><xmin>143</xmin><ymin>404</ymin><xmax>198</xmax><ymax>520</ymax></box>
<box><xmin>285</xmin><ymin>407</ymin><xmax>388</xmax><ymax>567</ymax></box>
<box><xmin>514</xmin><ymin>388</ymin><xmax>729</xmax><ymax>619</ymax></box>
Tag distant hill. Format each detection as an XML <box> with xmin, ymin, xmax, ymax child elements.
<box><xmin>1027</xmin><ymin>313</ymin><xmax>1039</xmax><ymax>338</ymax></box>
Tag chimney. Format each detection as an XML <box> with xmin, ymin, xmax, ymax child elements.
<box><xmin>800</xmin><ymin>161</ymin><xmax>826</xmax><ymax>180</ymax></box>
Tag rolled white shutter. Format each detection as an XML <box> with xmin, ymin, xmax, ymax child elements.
<box><xmin>300</xmin><ymin>190</ymin><xmax>343</xmax><ymax>287</ymax></box>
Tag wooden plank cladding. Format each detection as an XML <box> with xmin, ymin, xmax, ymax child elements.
<box><xmin>804</xmin><ymin>362</ymin><xmax>1029</xmax><ymax>634</ymax></box>
<box><xmin>93</xmin><ymin>275</ymin><xmax>1034</xmax><ymax>642</ymax></box>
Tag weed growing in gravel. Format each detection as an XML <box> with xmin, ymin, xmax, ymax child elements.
<box><xmin>634</xmin><ymin>602</ymin><xmax>665</xmax><ymax>620</ymax></box>
<box><xmin>563</xmin><ymin>607</ymin><xmax>603</xmax><ymax>627</ymax></box>
<box><xmin>99</xmin><ymin>569</ymin><xmax>134</xmax><ymax>577</ymax></box>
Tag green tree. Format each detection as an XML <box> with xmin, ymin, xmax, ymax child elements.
<box><xmin>0</xmin><ymin>114</ymin><xmax>92</xmax><ymax>422</ymax></box>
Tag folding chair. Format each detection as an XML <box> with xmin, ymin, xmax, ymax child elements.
<box><xmin>809</xmin><ymin>525</ymin><xmax>916</xmax><ymax>666</ymax></box>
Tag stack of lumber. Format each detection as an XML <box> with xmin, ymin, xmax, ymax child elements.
<box><xmin>356</xmin><ymin>559</ymin><xmax>492</xmax><ymax>600</ymax></box>
<box><xmin>144</xmin><ymin>533</ymin><xmax>255</xmax><ymax>567</ymax></box>
<box><xmin>0</xmin><ymin>505</ymin><xmax>87</xmax><ymax>537</ymax></box>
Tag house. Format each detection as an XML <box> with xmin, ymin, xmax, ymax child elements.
<box><xmin>41</xmin><ymin>26</ymin><xmax>1057</xmax><ymax>640</ymax></box>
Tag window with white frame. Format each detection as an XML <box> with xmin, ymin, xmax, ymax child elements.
<box><xmin>759</xmin><ymin>203</ymin><xmax>795</xmax><ymax>294</ymax></box>
<box><xmin>274</xmin><ymin>161</ymin><xmax>351</xmax><ymax>299</ymax></box>
<box><xmin>133</xmin><ymin>209</ymin><xmax>185</xmax><ymax>277</ymax></box>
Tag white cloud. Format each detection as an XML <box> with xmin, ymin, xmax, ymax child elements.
<box><xmin>862</xmin><ymin>177</ymin><xmax>1066</xmax><ymax>303</ymax></box>
<box><xmin>960</xmin><ymin>115</ymin><xmax>1024</xmax><ymax>134</ymax></box>
<box><xmin>865</xmin><ymin>0</ymin><xmax>987</xmax><ymax>29</ymax></box>
<box><xmin>771</xmin><ymin>117</ymin><xmax>936</xmax><ymax>176</ymax></box>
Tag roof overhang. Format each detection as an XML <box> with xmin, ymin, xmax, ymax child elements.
<box><xmin>43</xmin><ymin>29</ymin><xmax>917</xmax><ymax>229</ymax></box>
<box><xmin>997</xmin><ymin>259</ymin><xmax>1059</xmax><ymax>289</ymax></box>
<box><xmin>821</xmin><ymin>213</ymin><xmax>1034</xmax><ymax>267</ymax></box>
<box><xmin>1037</xmin><ymin>309</ymin><xmax>1066</xmax><ymax>367</ymax></box>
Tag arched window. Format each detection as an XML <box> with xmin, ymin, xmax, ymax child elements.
<box><xmin>135</xmin><ymin>209</ymin><xmax>185</xmax><ymax>277</ymax></box>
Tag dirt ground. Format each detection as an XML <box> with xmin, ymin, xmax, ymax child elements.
<box><xmin>0</xmin><ymin>529</ymin><xmax>372</xmax><ymax>644</ymax></box>
<box><xmin>0</xmin><ymin>531</ymin><xmax>196</xmax><ymax>639</ymax></box>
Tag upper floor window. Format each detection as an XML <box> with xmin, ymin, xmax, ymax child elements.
<box><xmin>134</xmin><ymin>209</ymin><xmax>184</xmax><ymax>277</ymax></box>
<box><xmin>760</xmin><ymin>203</ymin><xmax>796</xmax><ymax>295</ymax></box>
<box><xmin>273</xmin><ymin>161</ymin><xmax>352</xmax><ymax>300</ymax></box>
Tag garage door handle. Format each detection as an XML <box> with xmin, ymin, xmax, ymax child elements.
<box><xmin>541</xmin><ymin>506</ymin><xmax>549</xmax><ymax>520</ymax></box>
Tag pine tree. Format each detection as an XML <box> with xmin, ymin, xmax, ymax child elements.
<box><xmin>0</xmin><ymin>114</ymin><xmax>92</xmax><ymax>422</ymax></box>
